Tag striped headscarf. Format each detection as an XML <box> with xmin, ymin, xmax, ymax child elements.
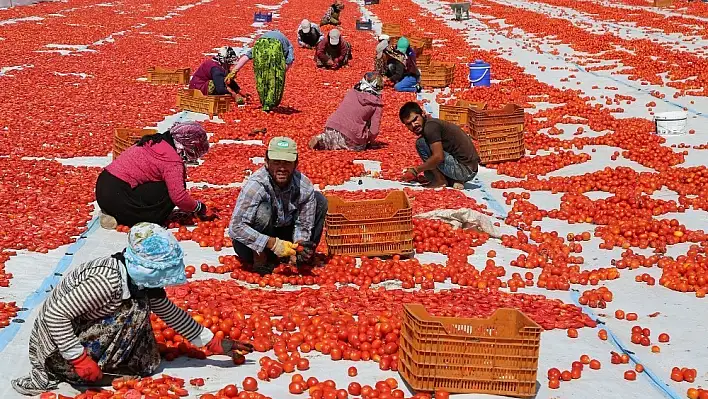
<box><xmin>170</xmin><ymin>121</ymin><xmax>209</xmax><ymax>163</ymax></box>
<box><xmin>125</xmin><ymin>223</ymin><xmax>186</xmax><ymax>289</ymax></box>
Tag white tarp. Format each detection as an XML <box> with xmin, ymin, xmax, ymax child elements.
<box><xmin>1</xmin><ymin>0</ymin><xmax>49</xmax><ymax>8</ymax></box>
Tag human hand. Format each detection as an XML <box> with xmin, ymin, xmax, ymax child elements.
<box><xmin>402</xmin><ymin>167</ymin><xmax>418</xmax><ymax>182</ymax></box>
<box><xmin>296</xmin><ymin>241</ymin><xmax>316</xmax><ymax>264</ymax></box>
<box><xmin>271</xmin><ymin>238</ymin><xmax>298</xmax><ymax>257</ymax></box>
<box><xmin>70</xmin><ymin>351</ymin><xmax>103</xmax><ymax>382</ymax></box>
<box><xmin>206</xmin><ymin>337</ymin><xmax>254</xmax><ymax>356</ymax></box>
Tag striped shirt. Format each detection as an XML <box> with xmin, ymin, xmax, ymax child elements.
<box><xmin>42</xmin><ymin>255</ymin><xmax>211</xmax><ymax>360</ymax></box>
<box><xmin>228</xmin><ymin>166</ymin><xmax>316</xmax><ymax>252</ymax></box>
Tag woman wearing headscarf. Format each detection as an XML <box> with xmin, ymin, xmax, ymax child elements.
<box><xmin>384</xmin><ymin>37</ymin><xmax>421</xmax><ymax>93</ymax></box>
<box><xmin>309</xmin><ymin>72</ymin><xmax>383</xmax><ymax>151</ymax></box>
<box><xmin>95</xmin><ymin>122</ymin><xmax>211</xmax><ymax>229</ymax></box>
<box><xmin>374</xmin><ymin>34</ymin><xmax>390</xmax><ymax>75</ymax></box>
<box><xmin>320</xmin><ymin>0</ymin><xmax>344</xmax><ymax>26</ymax></box>
<box><xmin>11</xmin><ymin>223</ymin><xmax>254</xmax><ymax>396</ymax></box>
<box><xmin>232</xmin><ymin>30</ymin><xmax>295</xmax><ymax>112</ymax></box>
<box><xmin>314</xmin><ymin>29</ymin><xmax>352</xmax><ymax>70</ymax></box>
<box><xmin>189</xmin><ymin>46</ymin><xmax>242</xmax><ymax>101</ymax></box>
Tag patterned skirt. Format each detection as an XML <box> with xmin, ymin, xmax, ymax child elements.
<box><xmin>253</xmin><ymin>38</ymin><xmax>286</xmax><ymax>111</ymax></box>
<box><xmin>312</xmin><ymin>128</ymin><xmax>366</xmax><ymax>151</ymax></box>
<box><xmin>12</xmin><ymin>298</ymin><xmax>160</xmax><ymax>396</ymax></box>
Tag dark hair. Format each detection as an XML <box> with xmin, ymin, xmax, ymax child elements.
<box><xmin>136</xmin><ymin>131</ymin><xmax>176</xmax><ymax>148</ymax></box>
<box><xmin>399</xmin><ymin>102</ymin><xmax>423</xmax><ymax>122</ymax></box>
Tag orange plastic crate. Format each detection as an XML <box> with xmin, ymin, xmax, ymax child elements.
<box><xmin>325</xmin><ymin>190</ymin><xmax>413</xmax><ymax>257</ymax></box>
<box><xmin>475</xmin><ymin>124</ymin><xmax>525</xmax><ymax>165</ymax></box>
<box><xmin>409</xmin><ymin>36</ymin><xmax>433</xmax><ymax>50</ymax></box>
<box><xmin>469</xmin><ymin>104</ymin><xmax>525</xmax><ymax>139</ymax></box>
<box><xmin>113</xmin><ymin>128</ymin><xmax>157</xmax><ymax>160</ymax></box>
<box><xmin>439</xmin><ymin>100</ymin><xmax>487</xmax><ymax>128</ymax></box>
<box><xmin>398</xmin><ymin>304</ymin><xmax>541</xmax><ymax>398</ymax></box>
<box><xmin>417</xmin><ymin>53</ymin><xmax>431</xmax><ymax>68</ymax></box>
<box><xmin>177</xmin><ymin>89</ymin><xmax>231</xmax><ymax>118</ymax></box>
<box><xmin>381</xmin><ymin>23</ymin><xmax>402</xmax><ymax>38</ymax></box>
<box><xmin>654</xmin><ymin>0</ymin><xmax>672</xmax><ymax>7</ymax></box>
<box><xmin>147</xmin><ymin>67</ymin><xmax>191</xmax><ymax>85</ymax></box>
<box><xmin>420</xmin><ymin>62</ymin><xmax>456</xmax><ymax>88</ymax></box>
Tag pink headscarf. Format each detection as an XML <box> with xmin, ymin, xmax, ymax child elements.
<box><xmin>170</xmin><ymin>122</ymin><xmax>209</xmax><ymax>162</ymax></box>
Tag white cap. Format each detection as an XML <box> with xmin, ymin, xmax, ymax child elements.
<box><xmin>378</xmin><ymin>34</ymin><xmax>390</xmax><ymax>42</ymax></box>
<box><xmin>300</xmin><ymin>19</ymin><xmax>311</xmax><ymax>33</ymax></box>
<box><xmin>329</xmin><ymin>29</ymin><xmax>341</xmax><ymax>45</ymax></box>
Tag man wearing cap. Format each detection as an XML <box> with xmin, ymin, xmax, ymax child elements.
<box><xmin>315</xmin><ymin>29</ymin><xmax>353</xmax><ymax>70</ymax></box>
<box><xmin>228</xmin><ymin>137</ymin><xmax>328</xmax><ymax>275</ymax></box>
<box><xmin>298</xmin><ymin>19</ymin><xmax>323</xmax><ymax>49</ymax></box>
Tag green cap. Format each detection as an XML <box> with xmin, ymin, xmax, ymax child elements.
<box><xmin>397</xmin><ymin>36</ymin><xmax>409</xmax><ymax>53</ymax></box>
<box><xmin>267</xmin><ymin>136</ymin><xmax>298</xmax><ymax>162</ymax></box>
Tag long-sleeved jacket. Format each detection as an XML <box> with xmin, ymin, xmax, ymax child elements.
<box><xmin>228</xmin><ymin>167</ymin><xmax>316</xmax><ymax>252</ymax></box>
<box><xmin>325</xmin><ymin>88</ymin><xmax>383</xmax><ymax>148</ymax></box>
<box><xmin>315</xmin><ymin>38</ymin><xmax>352</xmax><ymax>68</ymax></box>
<box><xmin>384</xmin><ymin>47</ymin><xmax>419</xmax><ymax>83</ymax></box>
<box><xmin>105</xmin><ymin>140</ymin><xmax>198</xmax><ymax>212</ymax></box>
<box><xmin>189</xmin><ymin>58</ymin><xmax>229</xmax><ymax>95</ymax></box>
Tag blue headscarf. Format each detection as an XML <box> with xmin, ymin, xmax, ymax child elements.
<box><xmin>124</xmin><ymin>223</ymin><xmax>186</xmax><ymax>289</ymax></box>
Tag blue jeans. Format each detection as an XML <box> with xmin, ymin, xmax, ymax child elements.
<box><xmin>394</xmin><ymin>75</ymin><xmax>418</xmax><ymax>92</ymax></box>
<box><xmin>415</xmin><ymin>137</ymin><xmax>477</xmax><ymax>183</ymax></box>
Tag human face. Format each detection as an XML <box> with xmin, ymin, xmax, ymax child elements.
<box><xmin>402</xmin><ymin>113</ymin><xmax>424</xmax><ymax>135</ymax></box>
<box><xmin>266</xmin><ymin>157</ymin><xmax>297</xmax><ymax>187</ymax></box>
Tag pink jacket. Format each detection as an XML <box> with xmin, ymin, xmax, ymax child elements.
<box><xmin>105</xmin><ymin>141</ymin><xmax>197</xmax><ymax>211</ymax></box>
<box><xmin>325</xmin><ymin>89</ymin><xmax>383</xmax><ymax>147</ymax></box>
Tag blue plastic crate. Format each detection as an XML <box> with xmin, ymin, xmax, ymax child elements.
<box><xmin>254</xmin><ymin>12</ymin><xmax>273</xmax><ymax>22</ymax></box>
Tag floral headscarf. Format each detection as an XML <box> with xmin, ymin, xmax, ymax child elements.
<box><xmin>170</xmin><ymin>121</ymin><xmax>209</xmax><ymax>163</ymax></box>
<box><xmin>124</xmin><ymin>223</ymin><xmax>186</xmax><ymax>289</ymax></box>
<box><xmin>355</xmin><ymin>72</ymin><xmax>383</xmax><ymax>96</ymax></box>
<box><xmin>213</xmin><ymin>46</ymin><xmax>238</xmax><ymax>67</ymax></box>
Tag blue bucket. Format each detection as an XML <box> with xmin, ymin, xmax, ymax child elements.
<box><xmin>468</xmin><ymin>60</ymin><xmax>491</xmax><ymax>87</ymax></box>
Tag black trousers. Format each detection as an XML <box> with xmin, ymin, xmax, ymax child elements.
<box><xmin>95</xmin><ymin>170</ymin><xmax>175</xmax><ymax>227</ymax></box>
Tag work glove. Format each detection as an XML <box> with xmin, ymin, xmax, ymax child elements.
<box><xmin>206</xmin><ymin>337</ymin><xmax>254</xmax><ymax>357</ymax></box>
<box><xmin>70</xmin><ymin>351</ymin><xmax>103</xmax><ymax>382</ymax></box>
<box><xmin>296</xmin><ymin>241</ymin><xmax>317</xmax><ymax>265</ymax></box>
<box><xmin>194</xmin><ymin>201</ymin><xmax>215</xmax><ymax>221</ymax></box>
<box><xmin>271</xmin><ymin>238</ymin><xmax>298</xmax><ymax>257</ymax></box>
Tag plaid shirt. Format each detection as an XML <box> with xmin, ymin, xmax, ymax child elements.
<box><xmin>228</xmin><ymin>167</ymin><xmax>316</xmax><ymax>252</ymax></box>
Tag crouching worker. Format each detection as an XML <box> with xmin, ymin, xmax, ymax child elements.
<box><xmin>315</xmin><ymin>29</ymin><xmax>352</xmax><ymax>70</ymax></box>
<box><xmin>297</xmin><ymin>19</ymin><xmax>323</xmax><ymax>49</ymax></box>
<box><xmin>96</xmin><ymin>122</ymin><xmax>211</xmax><ymax>229</ymax></box>
<box><xmin>309</xmin><ymin>72</ymin><xmax>383</xmax><ymax>151</ymax></box>
<box><xmin>385</xmin><ymin>37</ymin><xmax>421</xmax><ymax>93</ymax></box>
<box><xmin>189</xmin><ymin>46</ymin><xmax>242</xmax><ymax>102</ymax></box>
<box><xmin>320</xmin><ymin>0</ymin><xmax>344</xmax><ymax>26</ymax></box>
<box><xmin>229</xmin><ymin>137</ymin><xmax>327</xmax><ymax>275</ymax></box>
<box><xmin>399</xmin><ymin>102</ymin><xmax>480</xmax><ymax>188</ymax></box>
<box><xmin>11</xmin><ymin>223</ymin><xmax>254</xmax><ymax>396</ymax></box>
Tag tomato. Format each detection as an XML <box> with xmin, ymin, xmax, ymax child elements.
<box><xmin>242</xmin><ymin>377</ymin><xmax>257</xmax><ymax>392</ymax></box>
<box><xmin>625</xmin><ymin>313</ymin><xmax>638</xmax><ymax>321</ymax></box>
<box><xmin>589</xmin><ymin>360</ymin><xmax>601</xmax><ymax>370</ymax></box>
<box><xmin>348</xmin><ymin>367</ymin><xmax>357</xmax><ymax>377</ymax></box>
<box><xmin>548</xmin><ymin>379</ymin><xmax>560</xmax><ymax>389</ymax></box>
<box><xmin>624</xmin><ymin>370</ymin><xmax>637</xmax><ymax>381</ymax></box>
<box><xmin>548</xmin><ymin>368</ymin><xmax>561</xmax><ymax>380</ymax></box>
<box><xmin>658</xmin><ymin>333</ymin><xmax>670</xmax><ymax>343</ymax></box>
<box><xmin>435</xmin><ymin>390</ymin><xmax>450</xmax><ymax>399</ymax></box>
<box><xmin>297</xmin><ymin>358</ymin><xmax>310</xmax><ymax>371</ymax></box>
<box><xmin>598</xmin><ymin>329</ymin><xmax>608</xmax><ymax>340</ymax></box>
<box><xmin>289</xmin><ymin>382</ymin><xmax>305</xmax><ymax>394</ymax></box>
<box><xmin>567</xmin><ymin>329</ymin><xmax>578</xmax><ymax>338</ymax></box>
<box><xmin>223</xmin><ymin>384</ymin><xmax>239</xmax><ymax>398</ymax></box>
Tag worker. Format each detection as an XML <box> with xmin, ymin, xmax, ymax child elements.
<box><xmin>297</xmin><ymin>19</ymin><xmax>323</xmax><ymax>48</ymax></box>
<box><xmin>232</xmin><ymin>30</ymin><xmax>295</xmax><ymax>111</ymax></box>
<box><xmin>309</xmin><ymin>72</ymin><xmax>383</xmax><ymax>151</ymax></box>
<box><xmin>11</xmin><ymin>223</ymin><xmax>254</xmax><ymax>396</ymax></box>
<box><xmin>320</xmin><ymin>0</ymin><xmax>344</xmax><ymax>26</ymax></box>
<box><xmin>189</xmin><ymin>46</ymin><xmax>242</xmax><ymax>102</ymax></box>
<box><xmin>384</xmin><ymin>37</ymin><xmax>421</xmax><ymax>93</ymax></box>
<box><xmin>315</xmin><ymin>29</ymin><xmax>352</xmax><ymax>70</ymax></box>
<box><xmin>95</xmin><ymin>122</ymin><xmax>211</xmax><ymax>229</ymax></box>
<box><xmin>399</xmin><ymin>102</ymin><xmax>480</xmax><ymax>188</ymax></box>
<box><xmin>374</xmin><ymin>34</ymin><xmax>390</xmax><ymax>75</ymax></box>
<box><xmin>228</xmin><ymin>137</ymin><xmax>327</xmax><ymax>275</ymax></box>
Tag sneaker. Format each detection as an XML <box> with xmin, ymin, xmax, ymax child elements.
<box><xmin>415</xmin><ymin>84</ymin><xmax>422</xmax><ymax>93</ymax></box>
<box><xmin>99</xmin><ymin>212</ymin><xmax>118</xmax><ymax>230</ymax></box>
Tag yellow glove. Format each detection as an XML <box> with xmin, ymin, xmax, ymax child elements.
<box><xmin>271</xmin><ymin>238</ymin><xmax>298</xmax><ymax>257</ymax></box>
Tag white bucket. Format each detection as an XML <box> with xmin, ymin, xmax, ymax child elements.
<box><xmin>654</xmin><ymin>111</ymin><xmax>688</xmax><ymax>135</ymax></box>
